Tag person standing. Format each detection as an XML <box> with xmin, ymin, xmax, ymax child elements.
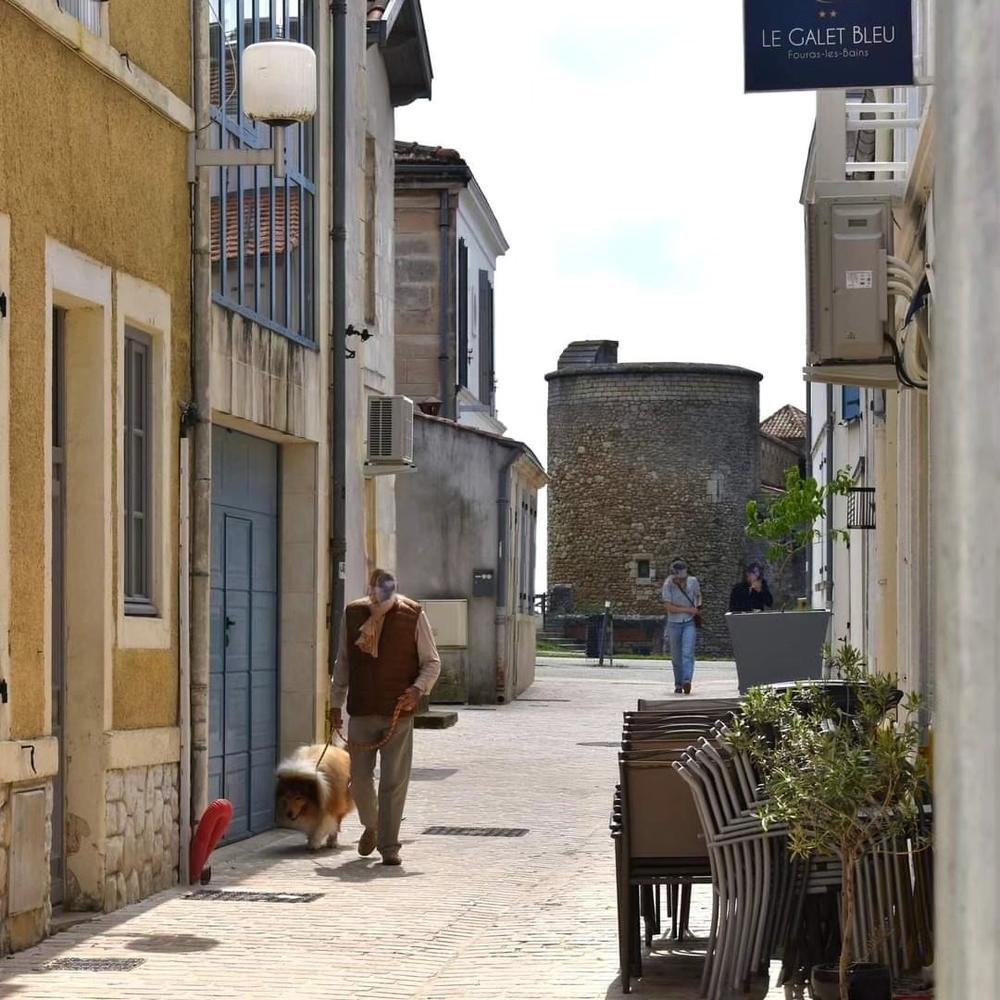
<box><xmin>329</xmin><ymin>569</ymin><xmax>441</xmax><ymax>866</ymax></box>
<box><xmin>662</xmin><ymin>558</ymin><xmax>702</xmax><ymax>695</ymax></box>
<box><xmin>728</xmin><ymin>562</ymin><xmax>774</xmax><ymax>613</ymax></box>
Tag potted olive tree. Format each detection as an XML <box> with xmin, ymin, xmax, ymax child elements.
<box><xmin>726</xmin><ymin>466</ymin><xmax>853</xmax><ymax>692</ymax></box>
<box><xmin>730</xmin><ymin>649</ymin><xmax>927</xmax><ymax>1000</ymax></box>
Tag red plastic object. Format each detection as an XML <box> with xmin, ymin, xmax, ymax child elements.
<box><xmin>189</xmin><ymin>799</ymin><xmax>233</xmax><ymax>884</ymax></box>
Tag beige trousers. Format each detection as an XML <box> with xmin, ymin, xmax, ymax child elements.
<box><xmin>347</xmin><ymin>715</ymin><xmax>414</xmax><ymax>854</ymax></box>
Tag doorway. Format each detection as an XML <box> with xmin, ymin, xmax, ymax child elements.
<box><xmin>208</xmin><ymin>427</ymin><xmax>279</xmax><ymax>841</ymax></box>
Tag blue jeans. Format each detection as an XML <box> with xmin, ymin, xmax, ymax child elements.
<box><xmin>669</xmin><ymin>620</ymin><xmax>697</xmax><ymax>689</ymax></box>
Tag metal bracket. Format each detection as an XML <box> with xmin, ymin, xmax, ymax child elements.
<box><xmin>0</xmin><ymin>292</ymin><xmax>6</xmax><ymax>319</ymax></box>
<box><xmin>345</xmin><ymin>324</ymin><xmax>373</xmax><ymax>359</ymax></box>
<box><xmin>188</xmin><ymin>126</ymin><xmax>286</xmax><ymax>182</ymax></box>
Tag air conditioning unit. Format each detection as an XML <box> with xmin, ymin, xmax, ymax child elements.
<box><xmin>365</xmin><ymin>395</ymin><xmax>414</xmax><ymax>472</ymax></box>
<box><xmin>806</xmin><ymin>197</ymin><xmax>893</xmax><ymax>367</ymax></box>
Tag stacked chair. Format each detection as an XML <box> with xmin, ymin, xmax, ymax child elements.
<box><xmin>612</xmin><ymin>699</ymin><xmax>934</xmax><ymax>997</ymax></box>
<box><xmin>610</xmin><ymin>699</ymin><xmax>740</xmax><ymax>994</ymax></box>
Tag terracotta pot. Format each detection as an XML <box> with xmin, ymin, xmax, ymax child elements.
<box><xmin>810</xmin><ymin>963</ymin><xmax>892</xmax><ymax>1000</ymax></box>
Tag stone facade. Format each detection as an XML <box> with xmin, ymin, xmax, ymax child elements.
<box><xmin>103</xmin><ymin>765</ymin><xmax>179</xmax><ymax>913</ymax></box>
<box><xmin>546</xmin><ymin>342</ymin><xmax>762</xmax><ymax>656</ymax></box>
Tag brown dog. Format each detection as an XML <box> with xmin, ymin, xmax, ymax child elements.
<box><xmin>275</xmin><ymin>743</ymin><xmax>354</xmax><ymax>850</ymax></box>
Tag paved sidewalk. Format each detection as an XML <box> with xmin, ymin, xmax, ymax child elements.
<box><xmin>0</xmin><ymin>660</ymin><xmax>793</xmax><ymax>999</ymax></box>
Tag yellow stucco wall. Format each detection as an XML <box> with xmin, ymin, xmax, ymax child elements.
<box><xmin>114</xmin><ymin>649</ymin><xmax>179</xmax><ymax>729</ymax></box>
<box><xmin>0</xmin><ymin>4</ymin><xmax>190</xmax><ymax>737</ymax></box>
<box><xmin>109</xmin><ymin>3</ymin><xmax>192</xmax><ymax>105</ymax></box>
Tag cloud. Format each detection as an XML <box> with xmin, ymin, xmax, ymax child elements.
<box><xmin>396</xmin><ymin>0</ymin><xmax>817</xmax><ymax>587</ymax></box>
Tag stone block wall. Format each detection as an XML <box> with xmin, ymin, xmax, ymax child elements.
<box><xmin>547</xmin><ymin>358</ymin><xmax>763</xmax><ymax>657</ymax></box>
<box><xmin>103</xmin><ymin>764</ymin><xmax>179</xmax><ymax>912</ymax></box>
<box><xmin>394</xmin><ymin>190</ymin><xmax>456</xmax><ymax>412</ymax></box>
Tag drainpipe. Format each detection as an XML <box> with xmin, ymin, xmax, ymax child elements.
<box><xmin>178</xmin><ymin>414</ymin><xmax>193</xmax><ymax>884</ymax></box>
<box><xmin>495</xmin><ymin>447</ymin><xmax>520</xmax><ymax>701</ymax></box>
<box><xmin>328</xmin><ymin>0</ymin><xmax>348</xmax><ymax>681</ymax></box>
<box><xmin>438</xmin><ymin>191</ymin><xmax>451</xmax><ymax>419</ymax></box>
<box><xmin>825</xmin><ymin>382</ymin><xmax>834</xmax><ymax>622</ymax></box>
<box><xmin>805</xmin><ymin>382</ymin><xmax>813</xmax><ymax>603</ymax></box>
<box><xmin>189</xmin><ymin>0</ymin><xmax>213</xmax><ymax>840</ymax></box>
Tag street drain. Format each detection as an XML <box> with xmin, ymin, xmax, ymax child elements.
<box><xmin>577</xmin><ymin>741</ymin><xmax>619</xmax><ymax>747</ymax></box>
<box><xmin>184</xmin><ymin>890</ymin><xmax>323</xmax><ymax>903</ymax></box>
<box><xmin>411</xmin><ymin>767</ymin><xmax>458</xmax><ymax>781</ymax></box>
<box><xmin>423</xmin><ymin>826</ymin><xmax>528</xmax><ymax>837</ymax></box>
<box><xmin>42</xmin><ymin>958</ymin><xmax>145</xmax><ymax>972</ymax></box>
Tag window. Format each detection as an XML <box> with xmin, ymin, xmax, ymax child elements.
<box><xmin>209</xmin><ymin>0</ymin><xmax>316</xmax><ymax>344</ymax></box>
<box><xmin>59</xmin><ymin>0</ymin><xmax>103</xmax><ymax>34</ymax></box>
<box><xmin>124</xmin><ymin>329</ymin><xmax>154</xmax><ymax>614</ymax></box>
<box><xmin>458</xmin><ymin>240</ymin><xmax>469</xmax><ymax>388</ymax></box>
<box><xmin>632</xmin><ymin>556</ymin><xmax>655</xmax><ymax>585</ymax></box>
<box><xmin>842</xmin><ymin>385</ymin><xmax>862</xmax><ymax>422</ymax></box>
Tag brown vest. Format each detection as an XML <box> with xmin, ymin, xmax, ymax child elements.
<box><xmin>345</xmin><ymin>597</ymin><xmax>422</xmax><ymax>717</ymax></box>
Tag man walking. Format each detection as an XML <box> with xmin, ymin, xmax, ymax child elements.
<box><xmin>662</xmin><ymin>558</ymin><xmax>702</xmax><ymax>695</ymax></box>
<box><xmin>329</xmin><ymin>569</ymin><xmax>441</xmax><ymax>866</ymax></box>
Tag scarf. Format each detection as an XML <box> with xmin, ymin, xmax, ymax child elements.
<box><xmin>355</xmin><ymin>595</ymin><xmax>397</xmax><ymax>658</ymax></box>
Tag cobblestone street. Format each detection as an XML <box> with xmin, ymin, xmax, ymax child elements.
<box><xmin>0</xmin><ymin>660</ymin><xmax>792</xmax><ymax>1000</ymax></box>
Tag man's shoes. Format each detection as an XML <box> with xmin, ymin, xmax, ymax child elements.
<box><xmin>674</xmin><ymin>686</ymin><xmax>683</xmax><ymax>694</ymax></box>
<box><xmin>683</xmin><ymin>683</ymin><xmax>692</xmax><ymax>695</ymax></box>
<box><xmin>358</xmin><ymin>828</ymin><xmax>377</xmax><ymax>857</ymax></box>
<box><xmin>380</xmin><ymin>849</ymin><xmax>402</xmax><ymax>867</ymax></box>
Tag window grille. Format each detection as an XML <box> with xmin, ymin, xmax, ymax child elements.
<box><xmin>59</xmin><ymin>0</ymin><xmax>103</xmax><ymax>35</ymax></box>
<box><xmin>124</xmin><ymin>330</ymin><xmax>155</xmax><ymax>614</ymax></box>
<box><xmin>847</xmin><ymin>487</ymin><xmax>876</xmax><ymax>530</ymax></box>
<box><xmin>209</xmin><ymin>0</ymin><xmax>316</xmax><ymax>345</ymax></box>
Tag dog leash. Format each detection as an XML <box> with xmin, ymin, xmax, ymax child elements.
<box><xmin>315</xmin><ymin>701</ymin><xmax>405</xmax><ymax>771</ymax></box>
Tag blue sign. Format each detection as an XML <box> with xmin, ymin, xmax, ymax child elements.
<box><xmin>744</xmin><ymin>0</ymin><xmax>914</xmax><ymax>93</ymax></box>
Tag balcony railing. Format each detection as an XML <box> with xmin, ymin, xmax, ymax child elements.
<box><xmin>807</xmin><ymin>0</ymin><xmax>934</xmax><ymax>201</ymax></box>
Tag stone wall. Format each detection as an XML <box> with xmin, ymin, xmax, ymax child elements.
<box><xmin>394</xmin><ymin>190</ymin><xmax>451</xmax><ymax>409</ymax></box>
<box><xmin>104</xmin><ymin>764</ymin><xmax>179</xmax><ymax>912</ymax></box>
<box><xmin>547</xmin><ymin>354</ymin><xmax>762</xmax><ymax>656</ymax></box>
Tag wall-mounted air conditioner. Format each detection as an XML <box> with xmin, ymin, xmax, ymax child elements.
<box><xmin>806</xmin><ymin>197</ymin><xmax>893</xmax><ymax>368</ymax></box>
<box><xmin>365</xmin><ymin>395</ymin><xmax>415</xmax><ymax>475</ymax></box>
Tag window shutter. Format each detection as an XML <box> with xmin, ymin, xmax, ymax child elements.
<box><xmin>478</xmin><ymin>269</ymin><xmax>490</xmax><ymax>404</ymax></box>
<box><xmin>458</xmin><ymin>240</ymin><xmax>469</xmax><ymax>388</ymax></box>
<box><xmin>487</xmin><ymin>279</ymin><xmax>495</xmax><ymax>412</ymax></box>
<box><xmin>842</xmin><ymin>385</ymin><xmax>862</xmax><ymax>422</ymax></box>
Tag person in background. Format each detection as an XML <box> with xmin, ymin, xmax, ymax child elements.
<box><xmin>728</xmin><ymin>561</ymin><xmax>774</xmax><ymax>614</ymax></box>
<box><xmin>329</xmin><ymin>569</ymin><xmax>441</xmax><ymax>866</ymax></box>
<box><xmin>662</xmin><ymin>558</ymin><xmax>702</xmax><ymax>695</ymax></box>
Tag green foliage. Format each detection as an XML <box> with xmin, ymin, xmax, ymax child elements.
<box><xmin>729</xmin><ymin>644</ymin><xmax>927</xmax><ymax>995</ymax></box>
<box><xmin>745</xmin><ymin>466</ymin><xmax>854</xmax><ymax>592</ymax></box>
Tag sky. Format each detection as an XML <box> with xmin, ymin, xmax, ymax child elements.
<box><xmin>396</xmin><ymin>1</ymin><xmax>817</xmax><ymax>587</ymax></box>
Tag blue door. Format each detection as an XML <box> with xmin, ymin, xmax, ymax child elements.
<box><xmin>209</xmin><ymin>428</ymin><xmax>279</xmax><ymax>841</ymax></box>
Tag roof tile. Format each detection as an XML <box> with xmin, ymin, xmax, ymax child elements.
<box><xmin>760</xmin><ymin>404</ymin><xmax>807</xmax><ymax>440</ymax></box>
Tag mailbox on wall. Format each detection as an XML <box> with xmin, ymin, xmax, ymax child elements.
<box><xmin>420</xmin><ymin>600</ymin><xmax>469</xmax><ymax>648</ymax></box>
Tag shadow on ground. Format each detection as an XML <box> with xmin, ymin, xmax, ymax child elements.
<box><xmin>312</xmin><ymin>858</ymin><xmax>425</xmax><ymax>881</ymax></box>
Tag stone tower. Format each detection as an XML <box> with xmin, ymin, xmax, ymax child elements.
<box><xmin>546</xmin><ymin>341</ymin><xmax>763</xmax><ymax>656</ymax></box>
